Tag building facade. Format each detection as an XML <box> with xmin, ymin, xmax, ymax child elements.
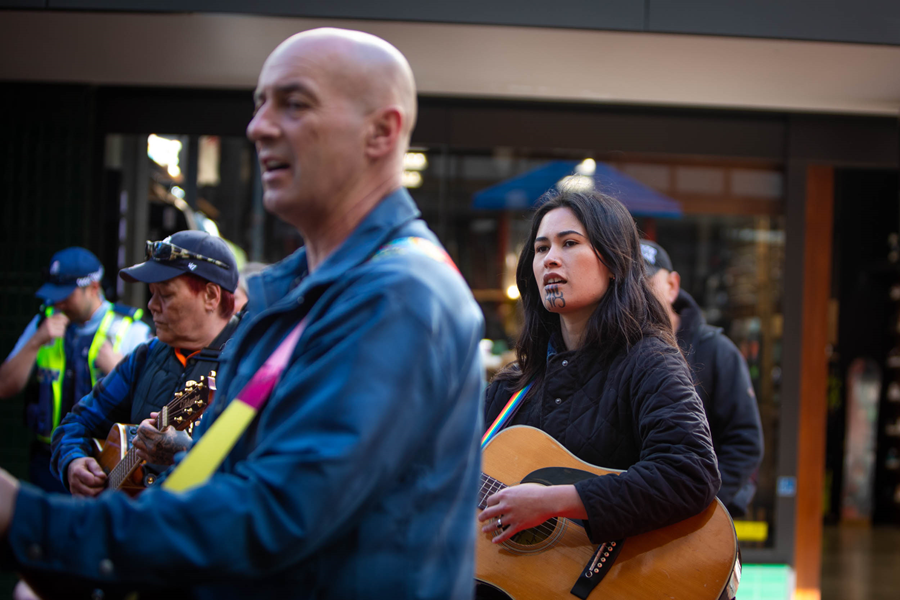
<box><xmin>1</xmin><ymin>3</ymin><xmax>899</xmax><ymax>599</ymax></box>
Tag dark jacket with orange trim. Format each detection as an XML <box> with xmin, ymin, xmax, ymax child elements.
<box><xmin>673</xmin><ymin>288</ymin><xmax>763</xmax><ymax>517</ymax></box>
<box><xmin>484</xmin><ymin>334</ymin><xmax>721</xmax><ymax>543</ymax></box>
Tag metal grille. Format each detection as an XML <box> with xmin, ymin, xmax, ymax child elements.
<box><xmin>0</xmin><ymin>83</ymin><xmax>97</xmax><ymax>484</ymax></box>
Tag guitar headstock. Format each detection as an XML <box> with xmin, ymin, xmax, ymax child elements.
<box><xmin>163</xmin><ymin>371</ymin><xmax>217</xmax><ymax>431</ymax></box>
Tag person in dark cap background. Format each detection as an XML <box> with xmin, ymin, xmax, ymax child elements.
<box><xmin>641</xmin><ymin>238</ymin><xmax>764</xmax><ymax>518</ymax></box>
<box><xmin>50</xmin><ymin>230</ymin><xmax>242</xmax><ymax>497</ymax></box>
<box><xmin>0</xmin><ymin>247</ymin><xmax>150</xmax><ymax>493</ymax></box>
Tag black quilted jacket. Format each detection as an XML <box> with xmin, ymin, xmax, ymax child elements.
<box><xmin>484</xmin><ymin>334</ymin><xmax>721</xmax><ymax>542</ymax></box>
<box><xmin>674</xmin><ymin>289</ymin><xmax>763</xmax><ymax>517</ymax></box>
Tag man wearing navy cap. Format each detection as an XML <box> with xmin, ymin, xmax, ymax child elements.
<box><xmin>641</xmin><ymin>239</ymin><xmax>764</xmax><ymax>518</ymax></box>
<box><xmin>0</xmin><ymin>247</ymin><xmax>150</xmax><ymax>493</ymax></box>
<box><xmin>49</xmin><ymin>230</ymin><xmax>242</xmax><ymax>497</ymax></box>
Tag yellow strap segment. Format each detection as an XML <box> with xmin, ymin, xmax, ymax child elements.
<box><xmin>35</xmin><ymin>323</ymin><xmax>65</xmax><ymax>435</ymax></box>
<box><xmin>88</xmin><ymin>309</ymin><xmax>138</xmax><ymax>385</ymax></box>
<box><xmin>162</xmin><ymin>400</ymin><xmax>257</xmax><ymax>493</ymax></box>
<box><xmin>112</xmin><ymin>309</ymin><xmax>142</xmax><ymax>349</ymax></box>
<box><xmin>88</xmin><ymin>312</ymin><xmax>116</xmax><ymax>385</ymax></box>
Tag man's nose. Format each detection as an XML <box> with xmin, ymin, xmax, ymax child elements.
<box><xmin>246</xmin><ymin>104</ymin><xmax>278</xmax><ymax>142</ymax></box>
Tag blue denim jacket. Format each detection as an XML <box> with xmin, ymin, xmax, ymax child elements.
<box><xmin>9</xmin><ymin>189</ymin><xmax>485</xmax><ymax>599</ymax></box>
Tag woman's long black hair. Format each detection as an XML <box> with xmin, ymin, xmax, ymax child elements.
<box><xmin>501</xmin><ymin>188</ymin><xmax>677</xmax><ymax>389</ymax></box>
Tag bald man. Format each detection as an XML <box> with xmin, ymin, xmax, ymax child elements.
<box><xmin>0</xmin><ymin>28</ymin><xmax>485</xmax><ymax>599</ymax></box>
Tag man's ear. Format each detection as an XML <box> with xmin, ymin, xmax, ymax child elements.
<box><xmin>205</xmin><ymin>282</ymin><xmax>222</xmax><ymax>313</ymax></box>
<box><xmin>667</xmin><ymin>271</ymin><xmax>681</xmax><ymax>304</ymax></box>
<box><xmin>365</xmin><ymin>106</ymin><xmax>403</xmax><ymax>159</ymax></box>
<box><xmin>87</xmin><ymin>280</ymin><xmax>102</xmax><ymax>299</ymax></box>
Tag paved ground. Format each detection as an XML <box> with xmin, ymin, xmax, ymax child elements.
<box><xmin>821</xmin><ymin>525</ymin><xmax>900</xmax><ymax>600</ymax></box>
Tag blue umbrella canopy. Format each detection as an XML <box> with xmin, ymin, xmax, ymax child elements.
<box><xmin>472</xmin><ymin>160</ymin><xmax>681</xmax><ymax>217</ymax></box>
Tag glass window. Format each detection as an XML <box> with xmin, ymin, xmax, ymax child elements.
<box><xmin>106</xmin><ymin>132</ymin><xmax>785</xmax><ymax>549</ymax></box>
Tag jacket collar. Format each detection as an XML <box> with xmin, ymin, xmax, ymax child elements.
<box><xmin>209</xmin><ymin>313</ymin><xmax>243</xmax><ymax>350</ymax></box>
<box><xmin>250</xmin><ymin>188</ymin><xmax>420</xmax><ymax>311</ymax></box>
<box><xmin>673</xmin><ymin>288</ymin><xmax>705</xmax><ymax>344</ymax></box>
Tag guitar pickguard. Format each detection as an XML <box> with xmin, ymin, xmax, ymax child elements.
<box><xmin>521</xmin><ymin>466</ymin><xmax>598</xmax><ymax>487</ymax></box>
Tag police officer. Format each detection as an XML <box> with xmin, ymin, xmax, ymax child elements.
<box><xmin>642</xmin><ymin>239</ymin><xmax>764</xmax><ymax>517</ymax></box>
<box><xmin>0</xmin><ymin>247</ymin><xmax>151</xmax><ymax>493</ymax></box>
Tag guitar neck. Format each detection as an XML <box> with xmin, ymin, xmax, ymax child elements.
<box><xmin>478</xmin><ymin>473</ymin><xmax>507</xmax><ymax>509</ymax></box>
<box><xmin>156</xmin><ymin>404</ymin><xmax>169</xmax><ymax>430</ymax></box>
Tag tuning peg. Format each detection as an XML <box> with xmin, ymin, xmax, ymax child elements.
<box><xmin>185</xmin><ymin>408</ymin><xmax>193</xmax><ymax>415</ymax></box>
<box><xmin>185</xmin><ymin>380</ymin><xmax>196</xmax><ymax>387</ymax></box>
<box><xmin>174</xmin><ymin>392</ymin><xmax>182</xmax><ymax>397</ymax></box>
<box><xmin>210</xmin><ymin>370</ymin><xmax>216</xmax><ymax>377</ymax></box>
<box><xmin>174</xmin><ymin>416</ymin><xmax>183</xmax><ymax>423</ymax></box>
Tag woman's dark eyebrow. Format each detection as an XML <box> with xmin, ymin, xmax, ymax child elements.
<box><xmin>535</xmin><ymin>230</ymin><xmax>586</xmax><ymax>244</ymax></box>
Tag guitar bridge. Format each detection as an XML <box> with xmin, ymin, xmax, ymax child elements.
<box><xmin>569</xmin><ymin>539</ymin><xmax>625</xmax><ymax>599</ymax></box>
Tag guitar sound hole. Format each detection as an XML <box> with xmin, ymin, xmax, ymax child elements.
<box><xmin>510</xmin><ymin>517</ymin><xmax>558</xmax><ymax>545</ymax></box>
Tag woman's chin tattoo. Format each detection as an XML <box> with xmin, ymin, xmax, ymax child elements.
<box><xmin>546</xmin><ymin>285</ymin><xmax>566</xmax><ymax>308</ymax></box>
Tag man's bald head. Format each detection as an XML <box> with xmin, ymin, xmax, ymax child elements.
<box><xmin>265</xmin><ymin>28</ymin><xmax>417</xmax><ymax>148</ymax></box>
<box><xmin>247</xmin><ymin>27</ymin><xmax>419</xmax><ymax>247</ymax></box>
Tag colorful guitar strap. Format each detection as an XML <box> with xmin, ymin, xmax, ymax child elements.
<box><xmin>163</xmin><ymin>317</ymin><xmax>307</xmax><ymax>492</ymax></box>
<box><xmin>481</xmin><ymin>381</ymin><xmax>534</xmax><ymax>449</ymax></box>
<box><xmin>164</xmin><ymin>236</ymin><xmax>458</xmax><ymax>493</ymax></box>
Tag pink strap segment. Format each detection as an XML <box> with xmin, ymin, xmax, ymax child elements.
<box><xmin>237</xmin><ymin>318</ymin><xmax>307</xmax><ymax>410</ymax></box>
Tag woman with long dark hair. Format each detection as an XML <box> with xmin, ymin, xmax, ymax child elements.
<box><xmin>478</xmin><ymin>189</ymin><xmax>720</xmax><ymax>547</ymax></box>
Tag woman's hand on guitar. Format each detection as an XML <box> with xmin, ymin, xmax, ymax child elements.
<box><xmin>133</xmin><ymin>414</ymin><xmax>192</xmax><ymax>466</ymax></box>
<box><xmin>478</xmin><ymin>483</ymin><xmax>588</xmax><ymax>544</ymax></box>
<box><xmin>67</xmin><ymin>457</ymin><xmax>107</xmax><ymax>497</ymax></box>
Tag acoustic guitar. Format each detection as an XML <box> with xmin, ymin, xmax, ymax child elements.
<box><xmin>477</xmin><ymin>426</ymin><xmax>740</xmax><ymax>600</ymax></box>
<box><xmin>92</xmin><ymin>373</ymin><xmax>215</xmax><ymax>496</ymax></box>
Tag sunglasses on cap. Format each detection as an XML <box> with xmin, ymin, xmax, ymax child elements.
<box><xmin>145</xmin><ymin>240</ymin><xmax>232</xmax><ymax>270</ymax></box>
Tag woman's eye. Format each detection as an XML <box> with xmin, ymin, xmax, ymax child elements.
<box><xmin>564</xmin><ymin>239</ymin><xmax>578</xmax><ymax>247</ymax></box>
<box><xmin>535</xmin><ymin>245</ymin><xmax>548</xmax><ymax>253</ymax></box>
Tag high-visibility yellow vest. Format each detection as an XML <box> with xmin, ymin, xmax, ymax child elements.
<box><xmin>33</xmin><ymin>304</ymin><xmax>143</xmax><ymax>443</ymax></box>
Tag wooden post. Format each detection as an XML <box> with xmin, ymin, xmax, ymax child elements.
<box><xmin>793</xmin><ymin>165</ymin><xmax>834</xmax><ymax>600</ymax></box>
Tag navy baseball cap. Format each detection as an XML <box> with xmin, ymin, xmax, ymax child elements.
<box><xmin>120</xmin><ymin>230</ymin><xmax>239</xmax><ymax>293</ymax></box>
<box><xmin>36</xmin><ymin>247</ymin><xmax>105</xmax><ymax>304</ymax></box>
<box><xmin>640</xmin><ymin>239</ymin><xmax>674</xmax><ymax>274</ymax></box>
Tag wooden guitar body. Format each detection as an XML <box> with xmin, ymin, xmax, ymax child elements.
<box><xmin>477</xmin><ymin>426</ymin><xmax>739</xmax><ymax>600</ymax></box>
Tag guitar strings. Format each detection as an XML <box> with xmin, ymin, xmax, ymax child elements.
<box><xmin>479</xmin><ymin>474</ymin><xmax>562</xmax><ymax>539</ymax></box>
